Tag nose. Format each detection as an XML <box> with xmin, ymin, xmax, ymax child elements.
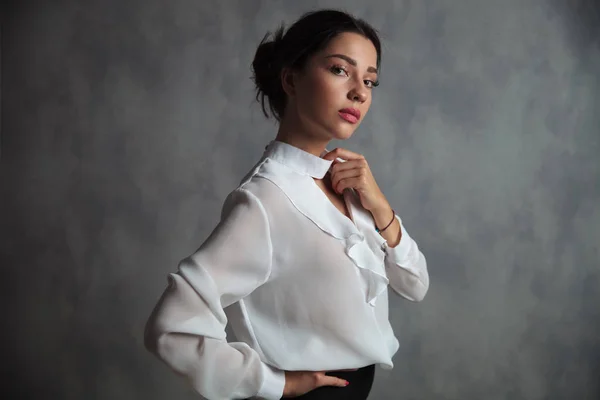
<box><xmin>348</xmin><ymin>84</ymin><xmax>368</xmax><ymax>103</ymax></box>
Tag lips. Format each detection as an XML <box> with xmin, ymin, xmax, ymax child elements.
<box><xmin>339</xmin><ymin>108</ymin><xmax>361</xmax><ymax>124</ymax></box>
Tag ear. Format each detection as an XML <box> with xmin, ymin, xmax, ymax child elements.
<box><xmin>281</xmin><ymin>67</ymin><xmax>297</xmax><ymax>97</ymax></box>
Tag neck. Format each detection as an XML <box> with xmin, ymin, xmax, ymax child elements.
<box><xmin>275</xmin><ymin>111</ymin><xmax>330</xmax><ymax>157</ymax></box>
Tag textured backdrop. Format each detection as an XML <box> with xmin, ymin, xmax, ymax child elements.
<box><xmin>2</xmin><ymin>0</ymin><xmax>599</xmax><ymax>399</ymax></box>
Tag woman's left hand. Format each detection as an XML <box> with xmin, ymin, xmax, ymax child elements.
<box><xmin>322</xmin><ymin>147</ymin><xmax>389</xmax><ymax>212</ymax></box>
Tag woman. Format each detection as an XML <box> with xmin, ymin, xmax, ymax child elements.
<box><xmin>144</xmin><ymin>9</ymin><xmax>429</xmax><ymax>400</ymax></box>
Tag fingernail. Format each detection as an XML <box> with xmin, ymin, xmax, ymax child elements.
<box><xmin>345</xmin><ymin>381</ymin><xmax>350</xmax><ymax>386</ymax></box>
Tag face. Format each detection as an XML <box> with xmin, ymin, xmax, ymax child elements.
<box><xmin>283</xmin><ymin>32</ymin><xmax>379</xmax><ymax>141</ymax></box>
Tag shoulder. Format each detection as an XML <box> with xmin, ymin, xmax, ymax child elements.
<box><xmin>232</xmin><ymin>157</ymin><xmax>293</xmax><ymax>205</ymax></box>
<box><xmin>236</xmin><ymin>174</ymin><xmax>286</xmax><ymax>209</ymax></box>
<box><xmin>223</xmin><ymin>154</ymin><xmax>304</xmax><ymax>222</ymax></box>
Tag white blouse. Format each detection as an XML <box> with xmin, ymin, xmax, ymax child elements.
<box><xmin>144</xmin><ymin>140</ymin><xmax>429</xmax><ymax>400</ymax></box>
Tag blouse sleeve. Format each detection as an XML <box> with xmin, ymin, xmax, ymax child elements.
<box><xmin>144</xmin><ymin>188</ymin><xmax>285</xmax><ymax>400</ymax></box>
<box><xmin>383</xmin><ymin>215</ymin><xmax>430</xmax><ymax>302</ymax></box>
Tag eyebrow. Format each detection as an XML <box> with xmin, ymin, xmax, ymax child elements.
<box><xmin>325</xmin><ymin>54</ymin><xmax>378</xmax><ymax>74</ymax></box>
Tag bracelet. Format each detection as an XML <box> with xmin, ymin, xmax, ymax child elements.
<box><xmin>376</xmin><ymin>209</ymin><xmax>396</xmax><ymax>233</ymax></box>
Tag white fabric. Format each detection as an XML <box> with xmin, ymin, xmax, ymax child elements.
<box><xmin>144</xmin><ymin>140</ymin><xmax>429</xmax><ymax>400</ymax></box>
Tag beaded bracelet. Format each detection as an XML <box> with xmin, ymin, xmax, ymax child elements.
<box><xmin>375</xmin><ymin>209</ymin><xmax>396</xmax><ymax>233</ymax></box>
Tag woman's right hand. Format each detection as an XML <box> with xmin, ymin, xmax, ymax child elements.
<box><xmin>282</xmin><ymin>370</ymin><xmax>349</xmax><ymax>398</ymax></box>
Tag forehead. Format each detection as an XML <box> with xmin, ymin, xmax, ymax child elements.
<box><xmin>319</xmin><ymin>32</ymin><xmax>378</xmax><ymax>68</ymax></box>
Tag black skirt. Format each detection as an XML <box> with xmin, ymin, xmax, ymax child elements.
<box><xmin>289</xmin><ymin>364</ymin><xmax>376</xmax><ymax>400</ymax></box>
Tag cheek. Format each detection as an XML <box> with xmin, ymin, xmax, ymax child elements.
<box><xmin>316</xmin><ymin>75</ymin><xmax>347</xmax><ymax>108</ymax></box>
<box><xmin>363</xmin><ymin>98</ymin><xmax>373</xmax><ymax>113</ymax></box>
<box><xmin>297</xmin><ymin>76</ymin><xmax>337</xmax><ymax>115</ymax></box>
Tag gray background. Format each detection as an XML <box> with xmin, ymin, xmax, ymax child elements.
<box><xmin>2</xmin><ymin>0</ymin><xmax>599</xmax><ymax>399</ymax></box>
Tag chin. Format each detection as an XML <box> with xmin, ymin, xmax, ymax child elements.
<box><xmin>331</xmin><ymin>131</ymin><xmax>355</xmax><ymax>141</ymax></box>
<box><xmin>307</xmin><ymin>115</ymin><xmax>359</xmax><ymax>141</ymax></box>
<box><xmin>329</xmin><ymin>123</ymin><xmax>359</xmax><ymax>141</ymax></box>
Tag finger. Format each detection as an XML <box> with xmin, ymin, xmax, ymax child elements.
<box><xmin>336</xmin><ymin>176</ymin><xmax>366</xmax><ymax>193</ymax></box>
<box><xmin>331</xmin><ymin>159</ymin><xmax>366</xmax><ymax>174</ymax></box>
<box><xmin>329</xmin><ymin>159</ymin><xmax>342</xmax><ymax>172</ymax></box>
<box><xmin>331</xmin><ymin>169</ymin><xmax>362</xmax><ymax>193</ymax></box>
<box><xmin>316</xmin><ymin>373</ymin><xmax>349</xmax><ymax>388</ymax></box>
<box><xmin>322</xmin><ymin>147</ymin><xmax>364</xmax><ymax>161</ymax></box>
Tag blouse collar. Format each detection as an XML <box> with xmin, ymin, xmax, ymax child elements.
<box><xmin>264</xmin><ymin>140</ymin><xmax>333</xmax><ymax>179</ymax></box>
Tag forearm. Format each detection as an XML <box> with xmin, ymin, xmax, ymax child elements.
<box><xmin>378</xmin><ymin>218</ymin><xmax>429</xmax><ymax>302</ymax></box>
<box><xmin>145</xmin><ymin>272</ymin><xmax>285</xmax><ymax>399</ymax></box>
<box><xmin>370</xmin><ymin>199</ymin><xmax>429</xmax><ymax>301</ymax></box>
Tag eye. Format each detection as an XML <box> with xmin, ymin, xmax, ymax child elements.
<box><xmin>330</xmin><ymin>65</ymin><xmax>348</xmax><ymax>76</ymax></box>
<box><xmin>364</xmin><ymin>79</ymin><xmax>380</xmax><ymax>89</ymax></box>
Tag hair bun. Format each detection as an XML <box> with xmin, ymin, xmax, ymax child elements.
<box><xmin>252</xmin><ymin>40</ymin><xmax>278</xmax><ymax>93</ymax></box>
<box><xmin>251</xmin><ymin>25</ymin><xmax>285</xmax><ymax>112</ymax></box>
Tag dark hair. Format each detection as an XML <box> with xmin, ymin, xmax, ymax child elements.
<box><xmin>251</xmin><ymin>9</ymin><xmax>382</xmax><ymax>121</ymax></box>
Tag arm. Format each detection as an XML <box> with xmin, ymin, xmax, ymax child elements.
<box><xmin>320</xmin><ymin>147</ymin><xmax>429</xmax><ymax>302</ymax></box>
<box><xmin>371</xmin><ymin>207</ymin><xmax>429</xmax><ymax>302</ymax></box>
<box><xmin>144</xmin><ymin>188</ymin><xmax>285</xmax><ymax>399</ymax></box>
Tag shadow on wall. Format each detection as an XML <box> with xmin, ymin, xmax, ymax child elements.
<box><xmin>551</xmin><ymin>0</ymin><xmax>600</xmax><ymax>52</ymax></box>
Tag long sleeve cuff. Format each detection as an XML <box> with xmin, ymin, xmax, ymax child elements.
<box><xmin>384</xmin><ymin>216</ymin><xmax>420</xmax><ymax>275</ymax></box>
<box><xmin>382</xmin><ymin>215</ymin><xmax>429</xmax><ymax>301</ymax></box>
<box><xmin>256</xmin><ymin>362</ymin><xmax>286</xmax><ymax>399</ymax></box>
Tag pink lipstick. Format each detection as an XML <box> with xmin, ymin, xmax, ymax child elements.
<box><xmin>339</xmin><ymin>108</ymin><xmax>361</xmax><ymax>124</ymax></box>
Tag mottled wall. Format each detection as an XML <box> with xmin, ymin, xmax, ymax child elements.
<box><xmin>2</xmin><ymin>0</ymin><xmax>599</xmax><ymax>399</ymax></box>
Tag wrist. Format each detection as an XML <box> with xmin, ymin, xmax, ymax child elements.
<box><xmin>370</xmin><ymin>202</ymin><xmax>392</xmax><ymax>224</ymax></box>
<box><xmin>282</xmin><ymin>371</ymin><xmax>294</xmax><ymax>398</ymax></box>
<box><xmin>373</xmin><ymin>209</ymin><xmax>395</xmax><ymax>233</ymax></box>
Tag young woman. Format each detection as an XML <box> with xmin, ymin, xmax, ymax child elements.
<box><xmin>145</xmin><ymin>9</ymin><xmax>429</xmax><ymax>400</ymax></box>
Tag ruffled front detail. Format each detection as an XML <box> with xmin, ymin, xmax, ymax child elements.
<box><xmin>256</xmin><ymin>156</ymin><xmax>390</xmax><ymax>307</ymax></box>
<box><xmin>344</xmin><ymin>234</ymin><xmax>389</xmax><ymax>306</ymax></box>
